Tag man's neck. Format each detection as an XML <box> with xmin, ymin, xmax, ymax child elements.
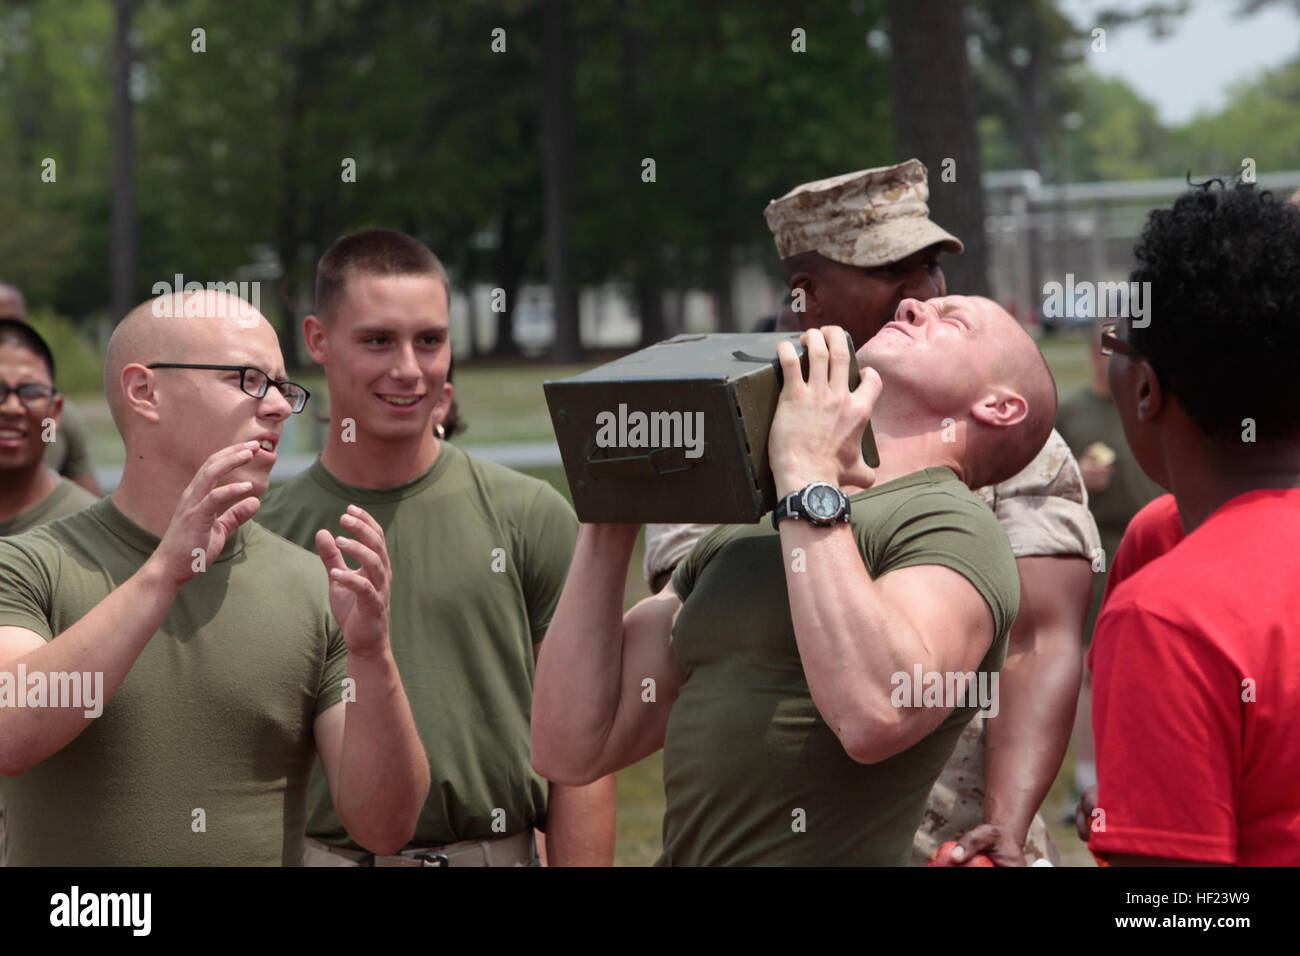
<box><xmin>0</xmin><ymin>464</ymin><xmax>59</xmax><ymax>522</ymax></box>
<box><xmin>1162</xmin><ymin>431</ymin><xmax>1300</xmax><ymax>533</ymax></box>
<box><xmin>319</xmin><ymin>423</ymin><xmax>441</xmax><ymax>490</ymax></box>
<box><xmin>111</xmin><ymin>457</ymin><xmax>194</xmax><ymax>537</ymax></box>
<box><xmin>866</xmin><ymin>407</ymin><xmax>966</xmax><ymax>488</ymax></box>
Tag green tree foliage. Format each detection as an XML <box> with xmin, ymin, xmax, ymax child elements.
<box><xmin>1172</xmin><ymin>60</ymin><xmax>1300</xmax><ymax>174</ymax></box>
<box><xmin>0</xmin><ymin>0</ymin><xmax>113</xmax><ymax>316</ymax></box>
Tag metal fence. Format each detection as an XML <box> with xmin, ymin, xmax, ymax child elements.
<box><xmin>984</xmin><ymin>169</ymin><xmax>1300</xmax><ymax>328</ymax></box>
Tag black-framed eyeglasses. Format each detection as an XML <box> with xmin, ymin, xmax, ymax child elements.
<box><xmin>146</xmin><ymin>363</ymin><xmax>310</xmax><ymax>413</ymax></box>
<box><xmin>0</xmin><ymin>382</ymin><xmax>56</xmax><ymax>408</ymax></box>
<box><xmin>1099</xmin><ymin>322</ymin><xmax>1140</xmax><ymax>358</ymax></box>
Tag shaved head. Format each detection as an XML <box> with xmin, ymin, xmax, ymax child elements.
<box><xmin>979</xmin><ymin>306</ymin><xmax>1058</xmax><ymax>486</ymax></box>
<box><xmin>105</xmin><ymin>290</ymin><xmax>278</xmax><ymax>435</ymax></box>
<box><xmin>861</xmin><ymin>294</ymin><xmax>1057</xmax><ymax>489</ymax></box>
<box><xmin>0</xmin><ymin>282</ymin><xmax>25</xmax><ymax>321</ymax></box>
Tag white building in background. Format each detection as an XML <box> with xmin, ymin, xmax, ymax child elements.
<box><xmin>448</xmin><ymin>262</ymin><xmax>787</xmax><ymax>358</ymax></box>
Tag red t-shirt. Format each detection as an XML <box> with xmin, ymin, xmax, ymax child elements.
<box><xmin>1087</xmin><ymin>488</ymin><xmax>1300</xmax><ymax>865</ymax></box>
<box><xmin>1100</xmin><ymin>493</ymin><xmax>1185</xmax><ymax>605</ymax></box>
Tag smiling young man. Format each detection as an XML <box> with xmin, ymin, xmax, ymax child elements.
<box><xmin>0</xmin><ymin>321</ymin><xmax>97</xmax><ymax>535</ymax></box>
<box><xmin>533</xmin><ymin>296</ymin><xmax>1057</xmax><ymax>865</ymax></box>
<box><xmin>0</xmin><ymin>282</ymin><xmax>101</xmax><ymax>497</ymax></box>
<box><xmin>257</xmin><ymin>230</ymin><xmax>615</xmax><ymax>866</ymax></box>
<box><xmin>0</xmin><ymin>320</ymin><xmax>97</xmax><ymax>865</ymax></box>
<box><xmin>0</xmin><ymin>290</ymin><xmax>428</xmax><ymax>865</ymax></box>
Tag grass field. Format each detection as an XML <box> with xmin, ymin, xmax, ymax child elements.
<box><xmin>68</xmin><ymin>331</ymin><xmax>1098</xmax><ymax>866</ymax></box>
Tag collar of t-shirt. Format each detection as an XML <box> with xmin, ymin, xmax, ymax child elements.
<box><xmin>847</xmin><ymin>466</ymin><xmax>962</xmax><ymax>503</ymax></box>
<box><xmin>0</xmin><ymin>477</ymin><xmax>74</xmax><ymax>535</ymax></box>
<box><xmin>91</xmin><ymin>496</ymin><xmax>248</xmax><ymax>563</ymax></box>
<box><xmin>307</xmin><ymin>441</ymin><xmax>459</xmax><ymax>503</ymax></box>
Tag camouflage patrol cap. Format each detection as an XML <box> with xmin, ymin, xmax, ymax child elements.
<box><xmin>764</xmin><ymin>159</ymin><xmax>963</xmax><ymax>268</ymax></box>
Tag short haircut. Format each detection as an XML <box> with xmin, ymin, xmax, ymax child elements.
<box><xmin>1130</xmin><ymin>179</ymin><xmax>1300</xmax><ymax>443</ymax></box>
<box><xmin>972</xmin><ymin>339</ymin><xmax>1058</xmax><ymax>489</ymax></box>
<box><xmin>0</xmin><ymin>318</ymin><xmax>56</xmax><ymax>385</ymax></box>
<box><xmin>315</xmin><ymin>229</ymin><xmax>449</xmax><ymax>320</ymax></box>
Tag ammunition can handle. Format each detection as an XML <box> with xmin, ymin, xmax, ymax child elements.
<box><xmin>586</xmin><ymin>446</ymin><xmax>701</xmax><ymax>478</ymax></box>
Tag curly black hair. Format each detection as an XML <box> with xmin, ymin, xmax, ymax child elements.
<box><xmin>1129</xmin><ymin>178</ymin><xmax>1300</xmax><ymax>444</ymax></box>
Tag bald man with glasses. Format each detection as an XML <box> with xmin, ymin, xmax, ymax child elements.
<box><xmin>0</xmin><ymin>290</ymin><xmax>427</xmax><ymax>865</ymax></box>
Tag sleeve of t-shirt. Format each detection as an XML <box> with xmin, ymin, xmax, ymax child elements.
<box><xmin>0</xmin><ymin>537</ymin><xmax>57</xmax><ymax>641</ymax></box>
<box><xmin>871</xmin><ymin>489</ymin><xmax>1021</xmax><ymax>643</ymax></box>
<box><xmin>1101</xmin><ymin>494</ymin><xmax>1183</xmax><ymax>606</ymax></box>
<box><xmin>983</xmin><ymin>429</ymin><xmax>1102</xmax><ymax>561</ymax></box>
<box><xmin>518</xmin><ymin>482</ymin><xmax>579</xmax><ymax>643</ymax></box>
<box><xmin>55</xmin><ymin>405</ymin><xmax>94</xmax><ymax>480</ymax></box>
<box><xmin>313</xmin><ymin>616</ymin><xmax>350</xmax><ymax>720</ymax></box>
<box><xmin>669</xmin><ymin>524</ymin><xmax>733</xmax><ymax>605</ymax></box>
<box><xmin>1088</xmin><ymin>599</ymin><xmax>1240</xmax><ymax>864</ymax></box>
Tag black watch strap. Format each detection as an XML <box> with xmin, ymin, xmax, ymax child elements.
<box><xmin>772</xmin><ymin>483</ymin><xmax>851</xmax><ymax>529</ymax></box>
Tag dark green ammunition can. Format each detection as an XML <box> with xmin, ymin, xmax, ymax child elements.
<box><xmin>544</xmin><ymin>332</ymin><xmax>879</xmax><ymax>523</ymax></box>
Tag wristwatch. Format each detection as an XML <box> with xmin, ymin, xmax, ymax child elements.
<box><xmin>772</xmin><ymin>482</ymin><xmax>851</xmax><ymax>530</ymax></box>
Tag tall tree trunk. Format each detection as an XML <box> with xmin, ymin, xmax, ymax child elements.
<box><xmin>542</xmin><ymin>0</ymin><xmax>582</xmax><ymax>363</ymax></box>
<box><xmin>273</xmin><ymin>0</ymin><xmax>315</xmax><ymax>371</ymax></box>
<box><xmin>636</xmin><ymin>266</ymin><xmax>666</xmax><ymax>347</ymax></box>
<box><xmin>493</xmin><ymin>205</ymin><xmax>521</xmax><ymax>356</ymax></box>
<box><xmin>463</xmin><ymin>280</ymin><xmax>479</xmax><ymax>359</ymax></box>
<box><xmin>886</xmin><ymin>0</ymin><xmax>990</xmax><ymax>297</ymax></box>
<box><xmin>1009</xmin><ymin>13</ymin><xmax>1045</xmax><ymax>328</ymax></box>
<box><xmin>110</xmin><ymin>0</ymin><xmax>137</xmax><ymax>323</ymax></box>
<box><xmin>709</xmin><ymin>237</ymin><xmax>736</xmax><ymax>332</ymax></box>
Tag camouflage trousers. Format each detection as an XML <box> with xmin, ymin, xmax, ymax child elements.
<box><xmin>912</xmin><ymin>712</ymin><xmax>1060</xmax><ymax>866</ymax></box>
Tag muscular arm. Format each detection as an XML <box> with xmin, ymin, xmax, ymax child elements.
<box><xmin>983</xmin><ymin>555</ymin><xmax>1090</xmax><ymax>845</ymax></box>
<box><xmin>530</xmin><ymin>641</ymin><xmax>617</xmax><ymax>866</ymax></box>
<box><xmin>779</xmin><ymin>520</ymin><xmax>995</xmax><ymax>765</ymax></box>
<box><xmin>540</xmin><ymin>777</ymin><xmax>618</xmax><ymax>866</ymax></box>
<box><xmin>531</xmin><ymin>524</ymin><xmax>683</xmax><ymax>785</ymax></box>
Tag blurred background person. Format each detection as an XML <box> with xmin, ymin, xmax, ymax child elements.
<box><xmin>0</xmin><ymin>283</ymin><xmax>100</xmax><ymax>497</ymax></box>
<box><xmin>1054</xmin><ymin>316</ymin><xmax>1162</xmax><ymax>815</ymax></box>
<box><xmin>0</xmin><ymin>319</ymin><xmax>98</xmax><ymax>865</ymax></box>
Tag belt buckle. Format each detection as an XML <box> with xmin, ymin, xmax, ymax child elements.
<box><xmin>410</xmin><ymin>849</ymin><xmax>450</xmax><ymax>867</ymax></box>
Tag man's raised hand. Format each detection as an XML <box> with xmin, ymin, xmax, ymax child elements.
<box><xmin>316</xmin><ymin>505</ymin><xmax>392</xmax><ymax>658</ymax></box>
<box><xmin>148</xmin><ymin>440</ymin><xmax>263</xmax><ymax>589</ymax></box>
<box><xmin>768</xmin><ymin>326</ymin><xmax>882</xmax><ymax>496</ymax></box>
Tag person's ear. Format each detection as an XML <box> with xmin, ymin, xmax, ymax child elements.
<box><xmin>121</xmin><ymin>364</ymin><xmax>162</xmax><ymax>424</ymax></box>
<box><xmin>1133</xmin><ymin>359</ymin><xmax>1165</xmax><ymax>422</ymax></box>
<box><xmin>303</xmin><ymin>314</ymin><xmax>329</xmax><ymax>364</ymax></box>
<box><xmin>969</xmin><ymin>387</ymin><xmax>1029</xmax><ymax>430</ymax></box>
<box><xmin>788</xmin><ymin>272</ymin><xmax>822</xmax><ymax>326</ymax></box>
<box><xmin>432</xmin><ymin>380</ymin><xmax>454</xmax><ymax>429</ymax></box>
<box><xmin>48</xmin><ymin>393</ymin><xmax>64</xmax><ymax>428</ymax></box>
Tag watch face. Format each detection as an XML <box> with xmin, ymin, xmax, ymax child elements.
<box><xmin>805</xmin><ymin>485</ymin><xmax>840</xmax><ymax>520</ymax></box>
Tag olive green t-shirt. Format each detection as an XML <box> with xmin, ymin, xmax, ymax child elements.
<box><xmin>662</xmin><ymin>467</ymin><xmax>1019</xmax><ymax>866</ymax></box>
<box><xmin>0</xmin><ymin>475</ymin><xmax>97</xmax><ymax>537</ymax></box>
<box><xmin>42</xmin><ymin>403</ymin><xmax>94</xmax><ymax>480</ymax></box>
<box><xmin>256</xmin><ymin>443</ymin><xmax>578</xmax><ymax>847</ymax></box>
<box><xmin>0</xmin><ymin>498</ymin><xmax>348</xmax><ymax>866</ymax></box>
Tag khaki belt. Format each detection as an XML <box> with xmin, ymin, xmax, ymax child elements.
<box><xmin>304</xmin><ymin>832</ymin><xmax>536</xmax><ymax>868</ymax></box>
